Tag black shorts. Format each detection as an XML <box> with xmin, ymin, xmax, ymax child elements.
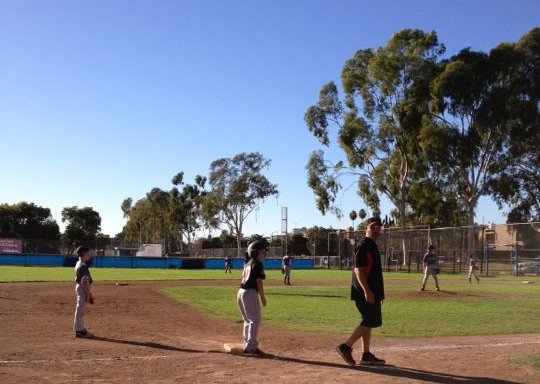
<box><xmin>355</xmin><ymin>299</ymin><xmax>382</xmax><ymax>328</ymax></box>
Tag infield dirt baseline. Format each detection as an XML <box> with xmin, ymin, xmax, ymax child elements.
<box><xmin>222</xmin><ymin>343</ymin><xmax>397</xmax><ymax>368</ymax></box>
<box><xmin>1</xmin><ymin>339</ymin><xmax>537</xmax><ymax>366</ymax></box>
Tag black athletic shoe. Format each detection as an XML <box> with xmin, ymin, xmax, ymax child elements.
<box><xmin>75</xmin><ymin>330</ymin><xmax>94</xmax><ymax>339</ymax></box>
<box><xmin>436</xmin><ymin>286</ymin><xmax>440</xmax><ymax>291</ymax></box>
<box><xmin>243</xmin><ymin>348</ymin><xmax>266</xmax><ymax>357</ymax></box>
<box><xmin>360</xmin><ymin>352</ymin><xmax>385</xmax><ymax>365</ymax></box>
<box><xmin>336</xmin><ymin>343</ymin><xmax>356</xmax><ymax>366</ymax></box>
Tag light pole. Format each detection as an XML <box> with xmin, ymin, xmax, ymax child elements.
<box><xmin>327</xmin><ymin>231</ymin><xmax>331</xmax><ymax>269</ymax></box>
<box><xmin>281</xmin><ymin>207</ymin><xmax>288</xmax><ymax>256</ymax></box>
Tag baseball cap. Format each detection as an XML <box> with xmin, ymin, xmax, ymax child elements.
<box><xmin>76</xmin><ymin>246</ymin><xmax>90</xmax><ymax>256</ymax></box>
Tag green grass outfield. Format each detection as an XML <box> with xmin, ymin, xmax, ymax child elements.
<box><xmin>0</xmin><ymin>266</ymin><xmax>365</xmax><ymax>282</ymax></box>
<box><xmin>2</xmin><ymin>266</ymin><xmax>539</xmax><ymax>338</ymax></box>
<box><xmin>1</xmin><ymin>265</ymin><xmax>537</xmax><ymax>283</ymax></box>
<box><xmin>158</xmin><ymin>282</ymin><xmax>540</xmax><ymax>337</ymax></box>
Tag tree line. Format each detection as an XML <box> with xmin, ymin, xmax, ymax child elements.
<box><xmin>305</xmin><ymin>28</ymin><xmax>539</xmax><ymax>258</ymax></box>
<box><xmin>0</xmin><ymin>202</ymin><xmax>105</xmax><ymax>255</ymax></box>
<box><xmin>0</xmin><ymin>201</ymin><xmax>347</xmax><ymax>257</ymax></box>
<box><xmin>120</xmin><ymin>152</ymin><xmax>278</xmax><ymax>257</ymax></box>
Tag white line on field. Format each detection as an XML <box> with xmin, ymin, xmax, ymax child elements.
<box><xmin>0</xmin><ymin>354</ymin><xmax>174</xmax><ymax>365</ymax></box>
<box><xmin>1</xmin><ymin>339</ymin><xmax>539</xmax><ymax>365</ymax></box>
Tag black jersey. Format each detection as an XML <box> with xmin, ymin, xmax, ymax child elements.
<box><xmin>240</xmin><ymin>260</ymin><xmax>265</xmax><ymax>291</ymax></box>
<box><xmin>75</xmin><ymin>261</ymin><xmax>93</xmax><ymax>285</ymax></box>
<box><xmin>351</xmin><ymin>237</ymin><xmax>385</xmax><ymax>302</ymax></box>
<box><xmin>423</xmin><ymin>252</ymin><xmax>437</xmax><ymax>265</ymax></box>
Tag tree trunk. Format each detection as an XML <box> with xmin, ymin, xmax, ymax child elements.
<box><xmin>467</xmin><ymin>201</ymin><xmax>477</xmax><ymax>261</ymax></box>
<box><xmin>399</xmin><ymin>199</ymin><xmax>408</xmax><ymax>266</ymax></box>
<box><xmin>236</xmin><ymin>235</ymin><xmax>242</xmax><ymax>258</ymax></box>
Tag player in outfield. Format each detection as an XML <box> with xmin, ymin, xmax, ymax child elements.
<box><xmin>421</xmin><ymin>245</ymin><xmax>440</xmax><ymax>291</ymax></box>
<box><xmin>237</xmin><ymin>240</ymin><xmax>267</xmax><ymax>355</ymax></box>
<box><xmin>225</xmin><ymin>255</ymin><xmax>233</xmax><ymax>273</ymax></box>
<box><xmin>468</xmin><ymin>258</ymin><xmax>480</xmax><ymax>283</ymax></box>
<box><xmin>73</xmin><ymin>246</ymin><xmax>95</xmax><ymax>339</ymax></box>
<box><xmin>336</xmin><ymin>217</ymin><xmax>386</xmax><ymax>366</ymax></box>
<box><xmin>282</xmin><ymin>251</ymin><xmax>292</xmax><ymax>285</ymax></box>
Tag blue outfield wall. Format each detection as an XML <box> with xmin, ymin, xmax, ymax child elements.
<box><xmin>0</xmin><ymin>254</ymin><xmax>315</xmax><ymax>270</ymax></box>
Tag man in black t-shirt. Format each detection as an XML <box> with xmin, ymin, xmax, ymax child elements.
<box><xmin>336</xmin><ymin>217</ymin><xmax>386</xmax><ymax>366</ymax></box>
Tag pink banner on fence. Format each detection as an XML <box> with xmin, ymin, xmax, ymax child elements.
<box><xmin>0</xmin><ymin>238</ymin><xmax>23</xmax><ymax>253</ymax></box>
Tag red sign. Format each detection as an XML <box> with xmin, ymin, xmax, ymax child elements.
<box><xmin>0</xmin><ymin>238</ymin><xmax>23</xmax><ymax>253</ymax></box>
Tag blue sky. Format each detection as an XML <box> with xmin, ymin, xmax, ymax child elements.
<box><xmin>1</xmin><ymin>0</ymin><xmax>538</xmax><ymax>237</ymax></box>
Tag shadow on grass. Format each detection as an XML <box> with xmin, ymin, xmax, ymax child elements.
<box><xmin>270</xmin><ymin>292</ymin><xmax>344</xmax><ymax>299</ymax></box>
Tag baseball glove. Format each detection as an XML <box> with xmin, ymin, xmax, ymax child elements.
<box><xmin>434</xmin><ymin>267</ymin><xmax>440</xmax><ymax>274</ymax></box>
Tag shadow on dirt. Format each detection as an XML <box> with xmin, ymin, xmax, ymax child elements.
<box><xmin>231</xmin><ymin>353</ymin><xmax>520</xmax><ymax>384</ymax></box>
<box><xmin>93</xmin><ymin>336</ymin><xmax>205</xmax><ymax>354</ymax></box>
<box><xmin>357</xmin><ymin>364</ymin><xmax>519</xmax><ymax>384</ymax></box>
<box><xmin>92</xmin><ymin>337</ymin><xmax>520</xmax><ymax>383</ymax></box>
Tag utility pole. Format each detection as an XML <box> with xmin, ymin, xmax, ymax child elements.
<box><xmin>281</xmin><ymin>207</ymin><xmax>288</xmax><ymax>255</ymax></box>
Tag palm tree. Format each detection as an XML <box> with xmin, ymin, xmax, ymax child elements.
<box><xmin>349</xmin><ymin>210</ymin><xmax>357</xmax><ymax>230</ymax></box>
<box><xmin>358</xmin><ymin>209</ymin><xmax>367</xmax><ymax>229</ymax></box>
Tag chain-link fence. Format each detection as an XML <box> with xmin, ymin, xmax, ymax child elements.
<box><xmin>3</xmin><ymin>222</ymin><xmax>539</xmax><ymax>275</ymax></box>
<box><xmin>316</xmin><ymin>222</ymin><xmax>540</xmax><ymax>276</ymax></box>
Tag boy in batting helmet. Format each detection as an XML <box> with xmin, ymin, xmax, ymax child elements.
<box><xmin>73</xmin><ymin>246</ymin><xmax>95</xmax><ymax>338</ymax></box>
<box><xmin>237</xmin><ymin>240</ymin><xmax>267</xmax><ymax>355</ymax></box>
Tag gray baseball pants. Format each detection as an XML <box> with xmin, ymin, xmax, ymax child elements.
<box><xmin>284</xmin><ymin>266</ymin><xmax>291</xmax><ymax>278</ymax></box>
<box><xmin>422</xmin><ymin>265</ymin><xmax>439</xmax><ymax>287</ymax></box>
<box><xmin>74</xmin><ymin>284</ymin><xmax>87</xmax><ymax>332</ymax></box>
<box><xmin>237</xmin><ymin>288</ymin><xmax>261</xmax><ymax>351</ymax></box>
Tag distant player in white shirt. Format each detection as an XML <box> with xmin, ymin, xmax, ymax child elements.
<box><xmin>282</xmin><ymin>251</ymin><xmax>292</xmax><ymax>285</ymax></box>
<box><xmin>468</xmin><ymin>258</ymin><xmax>480</xmax><ymax>283</ymax></box>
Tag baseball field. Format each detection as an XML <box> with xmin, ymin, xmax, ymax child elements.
<box><xmin>1</xmin><ymin>266</ymin><xmax>539</xmax><ymax>383</ymax></box>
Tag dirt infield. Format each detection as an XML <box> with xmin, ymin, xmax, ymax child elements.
<box><xmin>1</xmin><ymin>281</ymin><xmax>539</xmax><ymax>383</ymax></box>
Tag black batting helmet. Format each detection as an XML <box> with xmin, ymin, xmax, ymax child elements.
<box><xmin>247</xmin><ymin>240</ymin><xmax>267</xmax><ymax>259</ymax></box>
